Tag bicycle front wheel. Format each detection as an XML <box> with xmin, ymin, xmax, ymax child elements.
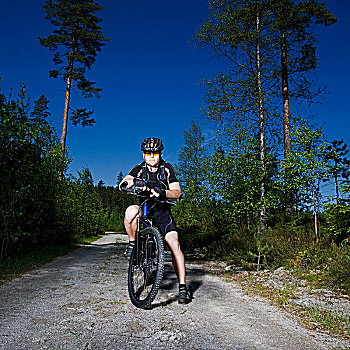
<box><xmin>128</xmin><ymin>227</ymin><xmax>165</xmax><ymax>309</ymax></box>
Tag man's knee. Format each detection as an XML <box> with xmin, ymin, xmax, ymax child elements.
<box><xmin>165</xmin><ymin>231</ymin><xmax>180</xmax><ymax>250</ymax></box>
<box><xmin>125</xmin><ymin>205</ymin><xmax>139</xmax><ymax>223</ymax></box>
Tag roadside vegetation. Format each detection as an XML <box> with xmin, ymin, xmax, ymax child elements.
<box><xmin>173</xmin><ymin>119</ymin><xmax>350</xmax><ymax>296</ymax></box>
<box><xmin>172</xmin><ymin>0</ymin><xmax>350</xmax><ymax>319</ymax></box>
<box><xmin>0</xmin><ymin>85</ymin><xmax>133</xmax><ymax>280</ymax></box>
<box><xmin>226</xmin><ymin>268</ymin><xmax>350</xmax><ymax>339</ymax></box>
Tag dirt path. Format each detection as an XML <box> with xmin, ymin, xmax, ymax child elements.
<box><xmin>0</xmin><ymin>233</ymin><xmax>349</xmax><ymax>350</ymax></box>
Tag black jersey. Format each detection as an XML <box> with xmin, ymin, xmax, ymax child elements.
<box><xmin>128</xmin><ymin>160</ymin><xmax>178</xmax><ymax>191</ymax></box>
<box><xmin>127</xmin><ymin>159</ymin><xmax>179</xmax><ymax>225</ymax></box>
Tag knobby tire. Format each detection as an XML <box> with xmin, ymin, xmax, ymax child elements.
<box><xmin>128</xmin><ymin>227</ymin><xmax>164</xmax><ymax>309</ymax></box>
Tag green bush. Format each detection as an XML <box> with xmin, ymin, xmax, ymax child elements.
<box><xmin>173</xmin><ymin>200</ymin><xmax>256</xmax><ymax>262</ymax></box>
<box><xmin>55</xmin><ymin>171</ymin><xmax>106</xmax><ymax>239</ymax></box>
<box><xmin>0</xmin><ymin>87</ymin><xmax>108</xmax><ymax>260</ymax></box>
<box><xmin>324</xmin><ymin>243</ymin><xmax>350</xmax><ymax>292</ymax></box>
<box><xmin>0</xmin><ymin>87</ymin><xmax>64</xmax><ymax>258</ymax></box>
<box><xmin>324</xmin><ymin>203</ymin><xmax>350</xmax><ymax>244</ymax></box>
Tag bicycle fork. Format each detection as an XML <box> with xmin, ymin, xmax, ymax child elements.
<box><xmin>134</xmin><ymin>203</ymin><xmax>150</xmax><ymax>268</ymax></box>
<box><xmin>134</xmin><ymin>216</ymin><xmax>141</xmax><ymax>267</ymax></box>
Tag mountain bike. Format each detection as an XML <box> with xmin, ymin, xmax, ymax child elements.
<box><xmin>121</xmin><ymin>186</ymin><xmax>176</xmax><ymax>309</ymax></box>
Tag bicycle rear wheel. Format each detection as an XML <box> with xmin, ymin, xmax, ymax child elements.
<box><xmin>128</xmin><ymin>227</ymin><xmax>164</xmax><ymax>308</ymax></box>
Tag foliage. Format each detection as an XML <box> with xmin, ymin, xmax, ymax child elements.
<box><xmin>324</xmin><ymin>178</ymin><xmax>350</xmax><ymax>244</ymax></box>
<box><xmin>176</xmin><ymin>120</ymin><xmax>208</xmax><ymax>203</ymax></box>
<box><xmin>0</xmin><ymin>86</ymin><xmax>63</xmax><ymax>259</ymax></box>
<box><xmin>0</xmin><ymin>86</ymin><xmax>107</xmax><ymax>260</ymax></box>
<box><xmin>172</xmin><ymin>200</ymin><xmax>217</xmax><ymax>252</ymax></box>
<box><xmin>39</xmin><ymin>0</ymin><xmax>109</xmax><ymax>101</ymax></box>
<box><xmin>95</xmin><ymin>183</ymin><xmax>135</xmax><ymax>232</ymax></box>
<box><xmin>322</xmin><ymin>139</ymin><xmax>350</xmax><ymax>202</ymax></box>
<box><xmin>244</xmin><ymin>229</ymin><xmax>273</xmax><ymax>271</ymax></box>
<box><xmin>207</xmin><ymin>134</ymin><xmax>280</xmax><ymax>227</ymax></box>
<box><xmin>271</xmin><ymin>0</ymin><xmax>337</xmax><ymax>101</ymax></box>
<box><xmin>281</xmin><ymin>123</ymin><xmax>326</xmax><ymax>210</ymax></box>
<box><xmin>208</xmin><ymin>143</ymin><xmax>262</xmax><ymax>225</ymax></box>
<box><xmin>267</xmin><ymin>216</ymin><xmax>317</xmax><ymax>266</ymax></box>
<box><xmin>324</xmin><ymin>243</ymin><xmax>350</xmax><ymax>292</ymax></box>
<box><xmin>194</xmin><ymin>0</ymin><xmax>279</xmax><ymax>126</ymax></box>
<box><xmin>55</xmin><ymin>169</ymin><xmax>105</xmax><ymax>238</ymax></box>
<box><xmin>324</xmin><ymin>203</ymin><xmax>350</xmax><ymax>244</ymax></box>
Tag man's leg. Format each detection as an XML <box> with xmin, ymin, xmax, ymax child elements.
<box><xmin>165</xmin><ymin>231</ymin><xmax>186</xmax><ymax>284</ymax></box>
<box><xmin>123</xmin><ymin>205</ymin><xmax>140</xmax><ymax>259</ymax></box>
<box><xmin>124</xmin><ymin>205</ymin><xmax>140</xmax><ymax>241</ymax></box>
<box><xmin>165</xmin><ymin>231</ymin><xmax>191</xmax><ymax>303</ymax></box>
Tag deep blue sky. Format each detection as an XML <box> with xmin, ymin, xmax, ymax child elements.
<box><xmin>1</xmin><ymin>1</ymin><xmax>349</xmax><ymax>186</ymax></box>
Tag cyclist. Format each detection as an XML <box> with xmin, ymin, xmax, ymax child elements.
<box><xmin>119</xmin><ymin>137</ymin><xmax>191</xmax><ymax>304</ymax></box>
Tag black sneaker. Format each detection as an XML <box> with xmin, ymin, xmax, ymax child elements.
<box><xmin>178</xmin><ymin>285</ymin><xmax>191</xmax><ymax>304</ymax></box>
<box><xmin>124</xmin><ymin>242</ymin><xmax>134</xmax><ymax>260</ymax></box>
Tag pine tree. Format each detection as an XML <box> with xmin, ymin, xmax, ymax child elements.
<box><xmin>177</xmin><ymin>120</ymin><xmax>207</xmax><ymax>204</ymax></box>
<box><xmin>116</xmin><ymin>171</ymin><xmax>124</xmax><ymax>186</ymax></box>
<box><xmin>39</xmin><ymin>0</ymin><xmax>109</xmax><ymax>164</ymax></box>
<box><xmin>272</xmin><ymin>0</ymin><xmax>337</xmax><ymax>213</ymax></box>
<box><xmin>323</xmin><ymin>139</ymin><xmax>350</xmax><ymax>203</ymax></box>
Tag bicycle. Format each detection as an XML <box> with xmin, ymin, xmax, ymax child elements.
<box><xmin>121</xmin><ymin>186</ymin><xmax>177</xmax><ymax>309</ymax></box>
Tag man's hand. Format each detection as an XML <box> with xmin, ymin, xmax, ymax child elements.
<box><xmin>151</xmin><ymin>186</ymin><xmax>166</xmax><ymax>199</ymax></box>
<box><xmin>133</xmin><ymin>178</ymin><xmax>149</xmax><ymax>192</ymax></box>
<box><xmin>118</xmin><ymin>181</ymin><xmax>128</xmax><ymax>191</ymax></box>
<box><xmin>133</xmin><ymin>178</ymin><xmax>146</xmax><ymax>188</ymax></box>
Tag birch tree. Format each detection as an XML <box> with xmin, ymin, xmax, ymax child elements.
<box><xmin>194</xmin><ymin>0</ymin><xmax>278</xmax><ymax>229</ymax></box>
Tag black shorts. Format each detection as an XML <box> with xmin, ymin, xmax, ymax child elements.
<box><xmin>151</xmin><ymin>209</ymin><xmax>177</xmax><ymax>237</ymax></box>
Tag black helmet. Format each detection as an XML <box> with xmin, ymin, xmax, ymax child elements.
<box><xmin>141</xmin><ymin>137</ymin><xmax>164</xmax><ymax>152</ymax></box>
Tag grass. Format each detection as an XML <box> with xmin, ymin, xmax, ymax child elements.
<box><xmin>228</xmin><ymin>270</ymin><xmax>350</xmax><ymax>340</ymax></box>
<box><xmin>0</xmin><ymin>235</ymin><xmax>101</xmax><ymax>285</ymax></box>
<box><xmin>304</xmin><ymin>305</ymin><xmax>350</xmax><ymax>337</ymax></box>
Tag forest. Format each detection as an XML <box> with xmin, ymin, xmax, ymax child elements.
<box><xmin>1</xmin><ymin>0</ymin><xmax>350</xmax><ymax>293</ymax></box>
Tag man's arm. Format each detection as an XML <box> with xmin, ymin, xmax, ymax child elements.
<box><xmin>119</xmin><ymin>174</ymin><xmax>149</xmax><ymax>192</ymax></box>
<box><xmin>119</xmin><ymin>174</ymin><xmax>134</xmax><ymax>189</ymax></box>
<box><xmin>150</xmin><ymin>181</ymin><xmax>182</xmax><ymax>199</ymax></box>
<box><xmin>167</xmin><ymin>182</ymin><xmax>182</xmax><ymax>199</ymax></box>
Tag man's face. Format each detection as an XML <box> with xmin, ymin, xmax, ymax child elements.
<box><xmin>143</xmin><ymin>151</ymin><xmax>161</xmax><ymax>167</ymax></box>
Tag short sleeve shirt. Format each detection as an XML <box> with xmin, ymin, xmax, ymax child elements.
<box><xmin>128</xmin><ymin>160</ymin><xmax>178</xmax><ymax>190</ymax></box>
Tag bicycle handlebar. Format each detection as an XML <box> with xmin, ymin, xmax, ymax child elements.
<box><xmin>120</xmin><ymin>185</ymin><xmax>178</xmax><ymax>205</ymax></box>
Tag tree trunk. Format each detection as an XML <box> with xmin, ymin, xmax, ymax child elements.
<box><xmin>0</xmin><ymin>237</ymin><xmax>5</xmax><ymax>261</ymax></box>
<box><xmin>61</xmin><ymin>76</ymin><xmax>72</xmax><ymax>156</ymax></box>
<box><xmin>257</xmin><ymin>251</ymin><xmax>261</xmax><ymax>272</ymax></box>
<box><xmin>312</xmin><ymin>182</ymin><xmax>319</xmax><ymax>242</ymax></box>
<box><xmin>256</xmin><ymin>10</ymin><xmax>266</xmax><ymax>230</ymax></box>
<box><xmin>335</xmin><ymin>172</ymin><xmax>339</xmax><ymax>203</ymax></box>
<box><xmin>280</xmin><ymin>29</ymin><xmax>293</xmax><ymax>215</ymax></box>
<box><xmin>59</xmin><ymin>57</ymin><xmax>74</xmax><ymax>178</ymax></box>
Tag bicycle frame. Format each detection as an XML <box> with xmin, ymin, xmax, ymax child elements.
<box><xmin>134</xmin><ymin>201</ymin><xmax>153</xmax><ymax>267</ymax></box>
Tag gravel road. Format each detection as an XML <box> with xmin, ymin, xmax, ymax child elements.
<box><xmin>1</xmin><ymin>233</ymin><xmax>349</xmax><ymax>350</ymax></box>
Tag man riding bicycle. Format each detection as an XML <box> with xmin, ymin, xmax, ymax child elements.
<box><xmin>119</xmin><ymin>137</ymin><xmax>191</xmax><ymax>304</ymax></box>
